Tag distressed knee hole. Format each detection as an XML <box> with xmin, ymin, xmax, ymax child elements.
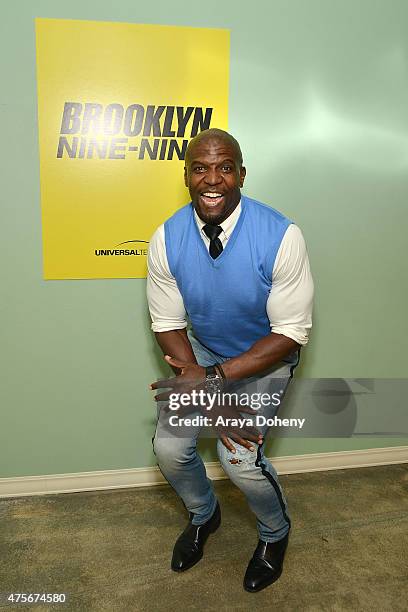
<box><xmin>229</xmin><ymin>458</ymin><xmax>242</xmax><ymax>465</ymax></box>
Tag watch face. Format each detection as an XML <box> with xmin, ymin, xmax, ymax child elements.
<box><xmin>205</xmin><ymin>378</ymin><xmax>222</xmax><ymax>394</ymax></box>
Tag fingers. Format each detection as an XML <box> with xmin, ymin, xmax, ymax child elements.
<box><xmin>164</xmin><ymin>355</ymin><xmax>187</xmax><ymax>370</ymax></box>
<box><xmin>153</xmin><ymin>391</ymin><xmax>173</xmax><ymax>402</ymax></box>
<box><xmin>220</xmin><ymin>435</ymin><xmax>236</xmax><ymax>453</ymax></box>
<box><xmin>161</xmin><ymin>403</ymin><xmax>196</xmax><ymax>416</ymax></box>
<box><xmin>228</xmin><ymin>421</ymin><xmax>262</xmax><ymax>441</ymax></box>
<box><xmin>150</xmin><ymin>377</ymin><xmax>193</xmax><ymax>393</ymax></box>
<box><xmin>229</xmin><ymin>433</ymin><xmax>257</xmax><ymax>452</ymax></box>
<box><xmin>150</xmin><ymin>378</ymin><xmax>174</xmax><ymax>390</ymax></box>
<box><xmin>219</xmin><ymin>433</ymin><xmax>261</xmax><ymax>453</ymax></box>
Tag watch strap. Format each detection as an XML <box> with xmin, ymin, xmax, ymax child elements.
<box><xmin>205</xmin><ymin>365</ymin><xmax>218</xmax><ymax>378</ymax></box>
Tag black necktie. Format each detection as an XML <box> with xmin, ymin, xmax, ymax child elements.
<box><xmin>203</xmin><ymin>224</ymin><xmax>223</xmax><ymax>259</ymax></box>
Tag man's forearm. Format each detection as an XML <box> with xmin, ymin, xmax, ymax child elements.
<box><xmin>154</xmin><ymin>329</ymin><xmax>197</xmax><ymax>374</ymax></box>
<box><xmin>221</xmin><ymin>333</ymin><xmax>300</xmax><ymax>381</ymax></box>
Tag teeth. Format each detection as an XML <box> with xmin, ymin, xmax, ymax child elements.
<box><xmin>203</xmin><ymin>193</ymin><xmax>222</xmax><ymax>198</ymax></box>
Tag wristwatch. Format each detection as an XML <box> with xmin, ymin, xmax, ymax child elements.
<box><xmin>204</xmin><ymin>365</ymin><xmax>223</xmax><ymax>393</ymax></box>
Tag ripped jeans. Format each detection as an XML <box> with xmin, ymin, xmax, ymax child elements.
<box><xmin>152</xmin><ymin>333</ymin><xmax>298</xmax><ymax>543</ymax></box>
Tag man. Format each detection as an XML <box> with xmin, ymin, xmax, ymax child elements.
<box><xmin>147</xmin><ymin>128</ymin><xmax>313</xmax><ymax>592</ymax></box>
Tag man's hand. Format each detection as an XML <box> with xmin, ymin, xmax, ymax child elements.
<box><xmin>150</xmin><ymin>355</ymin><xmax>263</xmax><ymax>452</ymax></box>
<box><xmin>208</xmin><ymin>401</ymin><xmax>263</xmax><ymax>454</ymax></box>
<box><xmin>150</xmin><ymin>356</ymin><xmax>206</xmax><ymax>401</ymax></box>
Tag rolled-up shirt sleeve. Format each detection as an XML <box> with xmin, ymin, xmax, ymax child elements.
<box><xmin>147</xmin><ymin>224</ymin><xmax>187</xmax><ymax>332</ymax></box>
<box><xmin>266</xmin><ymin>224</ymin><xmax>314</xmax><ymax>346</ymax></box>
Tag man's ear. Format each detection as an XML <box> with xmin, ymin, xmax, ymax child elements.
<box><xmin>239</xmin><ymin>166</ymin><xmax>246</xmax><ymax>188</ymax></box>
<box><xmin>184</xmin><ymin>167</ymin><xmax>188</xmax><ymax>187</ymax></box>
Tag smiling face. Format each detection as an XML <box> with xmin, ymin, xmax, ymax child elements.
<box><xmin>184</xmin><ymin>133</ymin><xmax>246</xmax><ymax>225</ymax></box>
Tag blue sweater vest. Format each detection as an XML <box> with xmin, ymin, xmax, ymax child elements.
<box><xmin>164</xmin><ymin>195</ymin><xmax>292</xmax><ymax>359</ymax></box>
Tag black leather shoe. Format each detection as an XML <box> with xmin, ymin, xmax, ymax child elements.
<box><xmin>171</xmin><ymin>502</ymin><xmax>221</xmax><ymax>572</ymax></box>
<box><xmin>243</xmin><ymin>533</ymin><xmax>289</xmax><ymax>592</ymax></box>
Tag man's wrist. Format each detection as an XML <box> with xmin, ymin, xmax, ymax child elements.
<box><xmin>204</xmin><ymin>365</ymin><xmax>224</xmax><ymax>393</ymax></box>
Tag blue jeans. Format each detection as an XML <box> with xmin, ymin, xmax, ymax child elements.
<box><xmin>152</xmin><ymin>333</ymin><xmax>297</xmax><ymax>543</ymax></box>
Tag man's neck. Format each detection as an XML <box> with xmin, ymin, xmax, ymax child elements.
<box><xmin>194</xmin><ymin>200</ymin><xmax>242</xmax><ymax>233</ymax></box>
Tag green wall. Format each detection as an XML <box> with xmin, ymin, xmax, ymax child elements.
<box><xmin>1</xmin><ymin>0</ymin><xmax>407</xmax><ymax>478</ymax></box>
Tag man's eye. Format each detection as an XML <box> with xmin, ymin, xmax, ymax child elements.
<box><xmin>222</xmin><ymin>166</ymin><xmax>232</xmax><ymax>172</ymax></box>
<box><xmin>193</xmin><ymin>166</ymin><xmax>205</xmax><ymax>173</ymax></box>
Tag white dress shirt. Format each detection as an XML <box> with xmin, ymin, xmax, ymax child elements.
<box><xmin>147</xmin><ymin>201</ymin><xmax>314</xmax><ymax>346</ymax></box>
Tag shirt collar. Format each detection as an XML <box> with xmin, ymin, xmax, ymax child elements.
<box><xmin>194</xmin><ymin>200</ymin><xmax>242</xmax><ymax>240</ymax></box>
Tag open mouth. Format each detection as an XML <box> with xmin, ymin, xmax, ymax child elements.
<box><xmin>200</xmin><ymin>192</ymin><xmax>224</xmax><ymax>207</ymax></box>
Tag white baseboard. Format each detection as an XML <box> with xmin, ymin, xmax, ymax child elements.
<box><xmin>1</xmin><ymin>446</ymin><xmax>407</xmax><ymax>499</ymax></box>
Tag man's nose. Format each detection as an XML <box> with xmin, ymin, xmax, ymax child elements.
<box><xmin>204</xmin><ymin>168</ymin><xmax>222</xmax><ymax>185</ymax></box>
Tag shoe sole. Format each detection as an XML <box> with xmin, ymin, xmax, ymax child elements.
<box><xmin>243</xmin><ymin>567</ymin><xmax>283</xmax><ymax>593</ymax></box>
<box><xmin>171</xmin><ymin>514</ymin><xmax>221</xmax><ymax>573</ymax></box>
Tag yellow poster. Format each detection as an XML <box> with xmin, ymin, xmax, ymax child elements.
<box><xmin>35</xmin><ymin>18</ymin><xmax>229</xmax><ymax>279</ymax></box>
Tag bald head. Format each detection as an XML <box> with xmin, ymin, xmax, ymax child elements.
<box><xmin>185</xmin><ymin>128</ymin><xmax>243</xmax><ymax>167</ymax></box>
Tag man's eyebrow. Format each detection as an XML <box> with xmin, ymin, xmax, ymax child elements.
<box><xmin>190</xmin><ymin>158</ymin><xmax>236</xmax><ymax>166</ymax></box>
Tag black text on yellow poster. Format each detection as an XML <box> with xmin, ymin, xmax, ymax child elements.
<box><xmin>35</xmin><ymin>18</ymin><xmax>229</xmax><ymax>279</ymax></box>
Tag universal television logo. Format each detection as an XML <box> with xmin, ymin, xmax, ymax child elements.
<box><xmin>94</xmin><ymin>240</ymin><xmax>149</xmax><ymax>257</ymax></box>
